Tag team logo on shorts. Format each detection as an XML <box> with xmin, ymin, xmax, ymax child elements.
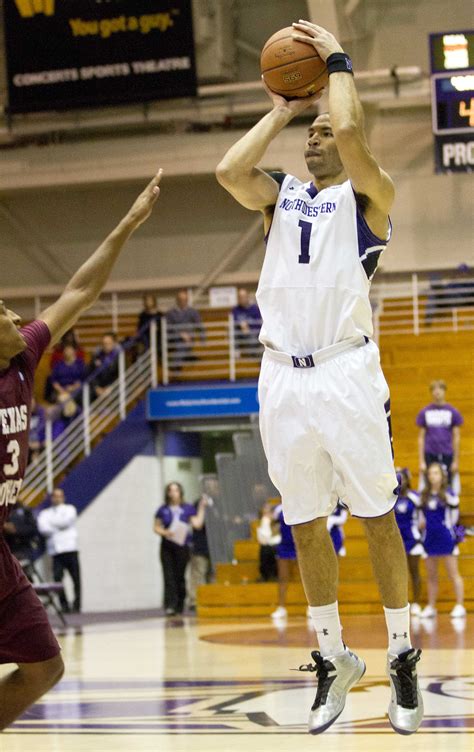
<box><xmin>292</xmin><ymin>355</ymin><xmax>315</xmax><ymax>368</ymax></box>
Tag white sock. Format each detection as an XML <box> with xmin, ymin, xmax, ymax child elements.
<box><xmin>309</xmin><ymin>601</ymin><xmax>345</xmax><ymax>657</ymax></box>
<box><xmin>384</xmin><ymin>604</ymin><xmax>412</xmax><ymax>655</ymax></box>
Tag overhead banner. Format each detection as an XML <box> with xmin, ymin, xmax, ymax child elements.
<box><xmin>4</xmin><ymin>0</ymin><xmax>197</xmax><ymax>113</ymax></box>
<box><xmin>147</xmin><ymin>384</ymin><xmax>260</xmax><ymax>421</ymax></box>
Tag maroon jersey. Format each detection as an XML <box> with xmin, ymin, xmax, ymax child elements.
<box><xmin>0</xmin><ymin>320</ymin><xmax>50</xmax><ymax>599</ymax></box>
<box><xmin>0</xmin><ymin>321</ymin><xmax>50</xmax><ymax>519</ymax></box>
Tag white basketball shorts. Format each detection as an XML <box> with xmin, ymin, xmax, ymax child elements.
<box><xmin>258</xmin><ymin>338</ymin><xmax>398</xmax><ymax>525</ymax></box>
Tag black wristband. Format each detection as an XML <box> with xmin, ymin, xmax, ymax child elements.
<box><xmin>326</xmin><ymin>52</ymin><xmax>354</xmax><ymax>76</ymax></box>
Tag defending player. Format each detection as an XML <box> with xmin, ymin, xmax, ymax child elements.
<box><xmin>0</xmin><ymin>170</ymin><xmax>162</xmax><ymax>730</ymax></box>
<box><xmin>216</xmin><ymin>20</ymin><xmax>423</xmax><ymax>736</ymax></box>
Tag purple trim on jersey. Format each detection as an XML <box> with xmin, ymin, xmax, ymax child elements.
<box><xmin>329</xmin><ymin>525</ymin><xmax>344</xmax><ymax>554</ymax></box>
<box><xmin>305</xmin><ymin>182</ymin><xmax>318</xmax><ymax>199</ymax></box>
<box><xmin>353</xmin><ymin>192</ymin><xmax>391</xmax><ymax>280</ymax></box>
<box><xmin>385</xmin><ymin>399</ymin><xmax>394</xmax><ymax>458</ymax></box>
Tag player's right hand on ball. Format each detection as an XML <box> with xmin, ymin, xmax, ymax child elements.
<box><xmin>128</xmin><ymin>169</ymin><xmax>163</xmax><ymax>228</ymax></box>
<box><xmin>261</xmin><ymin>76</ymin><xmax>324</xmax><ymax>115</ymax></box>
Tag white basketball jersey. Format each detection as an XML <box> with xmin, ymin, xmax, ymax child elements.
<box><xmin>256</xmin><ymin>175</ymin><xmax>391</xmax><ymax>355</ymax></box>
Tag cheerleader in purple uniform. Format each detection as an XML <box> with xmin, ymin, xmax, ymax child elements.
<box><xmin>419</xmin><ymin>463</ymin><xmax>465</xmax><ymax>618</ymax></box>
<box><xmin>271</xmin><ymin>502</ymin><xmax>346</xmax><ymax>619</ymax></box>
<box><xmin>394</xmin><ymin>469</ymin><xmax>424</xmax><ymax>615</ymax></box>
<box><xmin>270</xmin><ymin>503</ymin><xmax>297</xmax><ymax>619</ymax></box>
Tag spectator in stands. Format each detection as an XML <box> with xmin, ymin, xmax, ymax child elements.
<box><xmin>3</xmin><ymin>499</ymin><xmax>41</xmax><ymax>564</ymax></box>
<box><xmin>50</xmin><ymin>344</ymin><xmax>86</xmax><ymax>403</ymax></box>
<box><xmin>153</xmin><ymin>482</ymin><xmax>206</xmax><ymax>616</ymax></box>
<box><xmin>48</xmin><ymin>344</ymin><xmax>86</xmax><ymax>423</ymax></box>
<box><xmin>417</xmin><ymin>379</ymin><xmax>463</xmax><ymax>489</ymax></box>
<box><xmin>257</xmin><ymin>501</ymin><xmax>280</xmax><ymax>582</ymax></box>
<box><xmin>394</xmin><ymin>469</ymin><xmax>424</xmax><ymax>616</ymax></box>
<box><xmin>166</xmin><ymin>289</ymin><xmax>205</xmax><ymax>370</ymax></box>
<box><xmin>419</xmin><ymin>463</ymin><xmax>465</xmax><ymax>619</ymax></box>
<box><xmin>89</xmin><ymin>332</ymin><xmax>120</xmax><ymax>398</ymax></box>
<box><xmin>187</xmin><ymin>495</ymin><xmax>212</xmax><ymax>611</ymax></box>
<box><xmin>50</xmin><ymin>328</ymin><xmax>85</xmax><ymax>369</ymax></box>
<box><xmin>232</xmin><ymin>288</ymin><xmax>262</xmax><ymax>357</ymax></box>
<box><xmin>29</xmin><ymin>396</ymin><xmax>46</xmax><ymax>463</ymax></box>
<box><xmin>37</xmin><ymin>488</ymin><xmax>82</xmax><ymax>613</ymax></box>
<box><xmin>136</xmin><ymin>293</ymin><xmax>162</xmax><ymax>351</ymax></box>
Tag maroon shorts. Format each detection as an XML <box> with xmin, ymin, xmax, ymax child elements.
<box><xmin>0</xmin><ymin>575</ymin><xmax>61</xmax><ymax>665</ymax></box>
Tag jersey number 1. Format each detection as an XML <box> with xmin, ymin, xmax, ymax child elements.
<box><xmin>298</xmin><ymin>220</ymin><xmax>312</xmax><ymax>264</ymax></box>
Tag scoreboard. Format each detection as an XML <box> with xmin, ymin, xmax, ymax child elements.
<box><xmin>429</xmin><ymin>32</ymin><xmax>474</xmax><ymax>172</ymax></box>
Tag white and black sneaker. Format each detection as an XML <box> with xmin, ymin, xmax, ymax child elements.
<box><xmin>387</xmin><ymin>648</ymin><xmax>423</xmax><ymax>735</ymax></box>
<box><xmin>298</xmin><ymin>648</ymin><xmax>366</xmax><ymax>734</ymax></box>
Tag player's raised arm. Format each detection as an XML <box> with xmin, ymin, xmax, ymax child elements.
<box><xmin>39</xmin><ymin>170</ymin><xmax>163</xmax><ymax>345</ymax></box>
<box><xmin>216</xmin><ymin>84</ymin><xmax>321</xmax><ymax>220</ymax></box>
<box><xmin>292</xmin><ymin>21</ymin><xmax>394</xmax><ymax>216</ymax></box>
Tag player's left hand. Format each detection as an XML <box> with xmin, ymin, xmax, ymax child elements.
<box><xmin>450</xmin><ymin>461</ymin><xmax>459</xmax><ymax>473</ymax></box>
<box><xmin>127</xmin><ymin>169</ymin><xmax>163</xmax><ymax>228</ymax></box>
<box><xmin>291</xmin><ymin>20</ymin><xmax>344</xmax><ymax>62</ymax></box>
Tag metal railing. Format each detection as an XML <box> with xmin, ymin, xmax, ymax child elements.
<box><xmin>162</xmin><ymin>315</ymin><xmax>262</xmax><ymax>384</ymax></box>
<box><xmin>23</xmin><ymin>320</ymin><xmax>159</xmax><ymax>504</ymax></box>
<box><xmin>23</xmin><ymin>273</ymin><xmax>474</xmax><ymax>504</ymax></box>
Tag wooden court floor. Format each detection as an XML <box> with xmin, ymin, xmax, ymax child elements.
<box><xmin>1</xmin><ymin>613</ymin><xmax>473</xmax><ymax>752</ymax></box>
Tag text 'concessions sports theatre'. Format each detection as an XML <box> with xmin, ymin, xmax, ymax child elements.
<box><xmin>4</xmin><ymin>0</ymin><xmax>197</xmax><ymax>113</ymax></box>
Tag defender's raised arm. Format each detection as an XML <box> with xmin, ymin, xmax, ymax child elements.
<box><xmin>39</xmin><ymin>170</ymin><xmax>163</xmax><ymax>345</ymax></box>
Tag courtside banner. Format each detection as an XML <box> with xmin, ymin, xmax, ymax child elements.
<box><xmin>147</xmin><ymin>384</ymin><xmax>260</xmax><ymax>420</ymax></box>
<box><xmin>4</xmin><ymin>0</ymin><xmax>196</xmax><ymax>113</ymax></box>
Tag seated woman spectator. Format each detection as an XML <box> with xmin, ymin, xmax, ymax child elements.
<box><xmin>50</xmin><ymin>328</ymin><xmax>86</xmax><ymax>369</ymax></box>
<box><xmin>136</xmin><ymin>293</ymin><xmax>162</xmax><ymax>352</ymax></box>
<box><xmin>153</xmin><ymin>482</ymin><xmax>206</xmax><ymax>616</ymax></box>
<box><xmin>256</xmin><ymin>502</ymin><xmax>281</xmax><ymax>582</ymax></box>
<box><xmin>394</xmin><ymin>469</ymin><xmax>424</xmax><ymax>616</ymax></box>
<box><xmin>420</xmin><ymin>462</ymin><xmax>465</xmax><ymax>619</ymax></box>
<box><xmin>45</xmin><ymin>331</ymin><xmax>86</xmax><ymax>403</ymax></box>
<box><xmin>89</xmin><ymin>332</ymin><xmax>120</xmax><ymax>398</ymax></box>
<box><xmin>29</xmin><ymin>396</ymin><xmax>46</xmax><ymax>463</ymax></box>
<box><xmin>50</xmin><ymin>344</ymin><xmax>86</xmax><ymax>406</ymax></box>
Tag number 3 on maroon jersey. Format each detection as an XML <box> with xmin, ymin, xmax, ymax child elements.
<box><xmin>3</xmin><ymin>440</ymin><xmax>20</xmax><ymax>476</ymax></box>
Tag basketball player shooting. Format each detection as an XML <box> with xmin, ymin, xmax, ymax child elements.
<box><xmin>216</xmin><ymin>21</ymin><xmax>423</xmax><ymax>736</ymax></box>
<box><xmin>0</xmin><ymin>170</ymin><xmax>162</xmax><ymax>730</ymax></box>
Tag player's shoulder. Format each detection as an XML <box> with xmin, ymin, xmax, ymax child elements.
<box><xmin>18</xmin><ymin>321</ymin><xmax>51</xmax><ymax>370</ymax></box>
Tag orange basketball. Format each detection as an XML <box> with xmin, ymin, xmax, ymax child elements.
<box><xmin>260</xmin><ymin>26</ymin><xmax>328</xmax><ymax>98</ymax></box>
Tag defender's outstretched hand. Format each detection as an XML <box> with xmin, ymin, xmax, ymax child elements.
<box><xmin>292</xmin><ymin>20</ymin><xmax>343</xmax><ymax>62</ymax></box>
<box><xmin>127</xmin><ymin>169</ymin><xmax>163</xmax><ymax>229</ymax></box>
